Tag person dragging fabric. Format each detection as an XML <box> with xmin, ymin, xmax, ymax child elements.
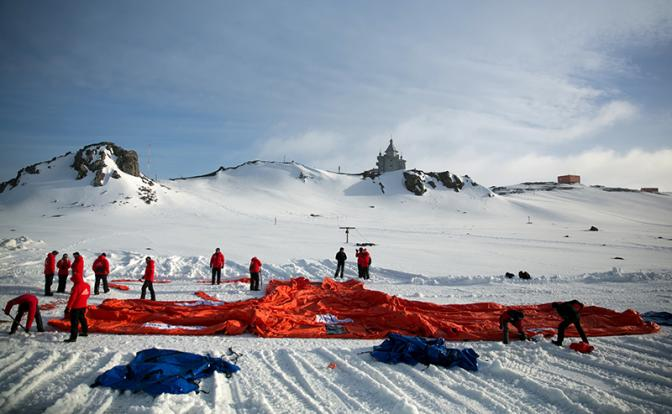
<box><xmin>64</xmin><ymin>265</ymin><xmax>91</xmax><ymax>342</ymax></box>
<box><xmin>140</xmin><ymin>256</ymin><xmax>156</xmax><ymax>301</ymax></box>
<box><xmin>552</xmin><ymin>300</ymin><xmax>589</xmax><ymax>346</ymax></box>
<box><xmin>4</xmin><ymin>294</ymin><xmax>44</xmax><ymax>334</ymax></box>
<box><xmin>499</xmin><ymin>309</ymin><xmax>527</xmax><ymax>344</ymax></box>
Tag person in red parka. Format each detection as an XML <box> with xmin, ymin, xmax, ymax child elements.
<box><xmin>4</xmin><ymin>294</ymin><xmax>44</xmax><ymax>334</ymax></box>
<box><xmin>210</xmin><ymin>248</ymin><xmax>225</xmax><ymax>285</ymax></box>
<box><xmin>249</xmin><ymin>256</ymin><xmax>262</xmax><ymax>291</ymax></box>
<box><xmin>56</xmin><ymin>253</ymin><xmax>71</xmax><ymax>293</ymax></box>
<box><xmin>356</xmin><ymin>248</ymin><xmax>371</xmax><ymax>280</ymax></box>
<box><xmin>355</xmin><ymin>248</ymin><xmax>365</xmax><ymax>279</ymax></box>
<box><xmin>64</xmin><ymin>261</ymin><xmax>91</xmax><ymax>342</ymax></box>
<box><xmin>92</xmin><ymin>253</ymin><xmax>111</xmax><ymax>295</ymax></box>
<box><xmin>71</xmin><ymin>252</ymin><xmax>84</xmax><ymax>280</ymax></box>
<box><xmin>140</xmin><ymin>256</ymin><xmax>156</xmax><ymax>301</ymax></box>
<box><xmin>44</xmin><ymin>250</ymin><xmax>58</xmax><ymax>296</ymax></box>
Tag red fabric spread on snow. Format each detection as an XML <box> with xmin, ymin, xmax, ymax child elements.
<box><xmin>108</xmin><ymin>283</ymin><xmax>130</xmax><ymax>291</ymax></box>
<box><xmin>48</xmin><ymin>278</ymin><xmax>660</xmax><ymax>339</ymax></box>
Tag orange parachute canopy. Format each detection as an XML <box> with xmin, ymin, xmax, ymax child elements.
<box><xmin>49</xmin><ymin>278</ymin><xmax>659</xmax><ymax>340</ymax></box>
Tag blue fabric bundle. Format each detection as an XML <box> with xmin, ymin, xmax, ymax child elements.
<box><xmin>92</xmin><ymin>348</ymin><xmax>240</xmax><ymax>396</ymax></box>
<box><xmin>642</xmin><ymin>311</ymin><xmax>672</xmax><ymax>326</ymax></box>
<box><xmin>372</xmin><ymin>333</ymin><xmax>479</xmax><ymax>371</ymax></box>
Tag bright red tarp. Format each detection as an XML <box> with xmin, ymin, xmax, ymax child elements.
<box><xmin>49</xmin><ymin>277</ymin><xmax>659</xmax><ymax>340</ymax></box>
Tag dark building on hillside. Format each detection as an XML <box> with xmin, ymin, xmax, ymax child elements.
<box><xmin>376</xmin><ymin>139</ymin><xmax>406</xmax><ymax>173</ymax></box>
<box><xmin>640</xmin><ymin>187</ymin><xmax>659</xmax><ymax>193</ymax></box>
<box><xmin>558</xmin><ymin>175</ymin><xmax>581</xmax><ymax>184</ymax></box>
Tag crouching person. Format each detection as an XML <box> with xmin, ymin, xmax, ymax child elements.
<box><xmin>499</xmin><ymin>309</ymin><xmax>527</xmax><ymax>344</ymax></box>
<box><xmin>552</xmin><ymin>300</ymin><xmax>589</xmax><ymax>346</ymax></box>
<box><xmin>64</xmin><ymin>268</ymin><xmax>91</xmax><ymax>342</ymax></box>
<box><xmin>4</xmin><ymin>294</ymin><xmax>44</xmax><ymax>334</ymax></box>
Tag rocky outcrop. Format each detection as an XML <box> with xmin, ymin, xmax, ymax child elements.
<box><xmin>73</xmin><ymin>142</ymin><xmax>141</xmax><ymax>182</ymax></box>
<box><xmin>403</xmin><ymin>170</ymin><xmax>428</xmax><ymax>196</ymax></box>
<box><xmin>403</xmin><ymin>169</ymin><xmax>465</xmax><ymax>196</ymax></box>
<box><xmin>427</xmin><ymin>171</ymin><xmax>464</xmax><ymax>192</ymax></box>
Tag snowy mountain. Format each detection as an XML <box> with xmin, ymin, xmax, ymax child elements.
<box><xmin>1</xmin><ymin>141</ymin><xmax>670</xmax><ymax>278</ymax></box>
<box><xmin>0</xmin><ymin>142</ymin><xmax>164</xmax><ymax>208</ymax></box>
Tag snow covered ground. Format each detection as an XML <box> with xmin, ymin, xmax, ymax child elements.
<box><xmin>1</xmin><ymin>149</ymin><xmax>671</xmax><ymax>413</ymax></box>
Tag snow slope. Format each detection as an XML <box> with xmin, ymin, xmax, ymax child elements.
<box><xmin>0</xmin><ymin>145</ymin><xmax>671</xmax><ymax>413</ymax></box>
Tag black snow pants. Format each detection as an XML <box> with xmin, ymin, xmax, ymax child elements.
<box><xmin>68</xmin><ymin>308</ymin><xmax>88</xmax><ymax>340</ymax></box>
<box><xmin>334</xmin><ymin>261</ymin><xmax>345</xmax><ymax>278</ymax></box>
<box><xmin>556</xmin><ymin>315</ymin><xmax>588</xmax><ymax>344</ymax></box>
<box><xmin>94</xmin><ymin>274</ymin><xmax>109</xmax><ymax>294</ymax></box>
<box><xmin>44</xmin><ymin>274</ymin><xmax>54</xmax><ymax>296</ymax></box>
<box><xmin>212</xmin><ymin>268</ymin><xmax>222</xmax><ymax>285</ymax></box>
<box><xmin>57</xmin><ymin>275</ymin><xmax>68</xmax><ymax>293</ymax></box>
<box><xmin>141</xmin><ymin>280</ymin><xmax>156</xmax><ymax>301</ymax></box>
<box><xmin>10</xmin><ymin>304</ymin><xmax>44</xmax><ymax>334</ymax></box>
<box><xmin>250</xmin><ymin>272</ymin><xmax>260</xmax><ymax>291</ymax></box>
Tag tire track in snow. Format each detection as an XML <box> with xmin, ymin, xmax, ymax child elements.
<box><xmin>287</xmin><ymin>348</ymin><xmax>368</xmax><ymax>413</ymax></box>
<box><xmin>0</xmin><ymin>348</ymin><xmax>39</xmax><ymax>381</ymax></box>
<box><xmin>267</xmin><ymin>349</ymin><xmax>325</xmax><ymax>413</ymax></box>
<box><xmin>496</xmin><ymin>343</ymin><xmax>672</xmax><ymax>413</ymax></box>
<box><xmin>488</xmin><ymin>358</ymin><xmax>592</xmax><ymax>414</ymax></box>
<box><xmin>429</xmin><ymin>363</ymin><xmax>522</xmax><ymax>413</ymax></box>
<box><xmin>1</xmin><ymin>351</ymin><xmax>80</xmax><ymax>412</ymax></box>
<box><xmin>390</xmin><ymin>362</ymin><xmax>494</xmax><ymax>413</ymax></box>
<box><xmin>318</xmin><ymin>348</ymin><xmax>435</xmax><ymax>413</ymax></box>
<box><xmin>232</xmin><ymin>349</ymin><xmax>316</xmax><ymax>413</ymax></box>
<box><xmin>542</xmin><ymin>348</ymin><xmax>672</xmax><ymax>410</ymax></box>
<box><xmin>43</xmin><ymin>351</ymin><xmax>125</xmax><ymax>414</ymax></box>
<box><xmin>502</xmin><ymin>355</ymin><xmax>629</xmax><ymax>413</ymax></box>
<box><xmin>212</xmin><ymin>371</ymin><xmax>236</xmax><ymax>414</ymax></box>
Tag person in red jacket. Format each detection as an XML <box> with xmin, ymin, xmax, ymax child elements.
<box><xmin>4</xmin><ymin>294</ymin><xmax>44</xmax><ymax>334</ymax></box>
<box><xmin>210</xmin><ymin>248</ymin><xmax>225</xmax><ymax>285</ymax></box>
<box><xmin>499</xmin><ymin>309</ymin><xmax>527</xmax><ymax>344</ymax></box>
<box><xmin>64</xmin><ymin>264</ymin><xmax>91</xmax><ymax>342</ymax></box>
<box><xmin>358</xmin><ymin>248</ymin><xmax>372</xmax><ymax>280</ymax></box>
<box><xmin>140</xmin><ymin>256</ymin><xmax>156</xmax><ymax>301</ymax></box>
<box><xmin>92</xmin><ymin>253</ymin><xmax>111</xmax><ymax>295</ymax></box>
<box><xmin>355</xmin><ymin>248</ymin><xmax>365</xmax><ymax>279</ymax></box>
<box><xmin>56</xmin><ymin>253</ymin><xmax>71</xmax><ymax>293</ymax></box>
<box><xmin>71</xmin><ymin>252</ymin><xmax>84</xmax><ymax>280</ymax></box>
<box><xmin>44</xmin><ymin>250</ymin><xmax>58</xmax><ymax>296</ymax></box>
<box><xmin>249</xmin><ymin>256</ymin><xmax>262</xmax><ymax>291</ymax></box>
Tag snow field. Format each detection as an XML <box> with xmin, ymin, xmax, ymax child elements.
<box><xmin>0</xmin><ymin>326</ymin><xmax>670</xmax><ymax>413</ymax></box>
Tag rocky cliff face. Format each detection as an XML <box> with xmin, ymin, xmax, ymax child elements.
<box><xmin>403</xmin><ymin>169</ymin><xmax>466</xmax><ymax>196</ymax></box>
<box><xmin>72</xmin><ymin>142</ymin><xmax>141</xmax><ymax>185</ymax></box>
<box><xmin>0</xmin><ymin>142</ymin><xmax>158</xmax><ymax>205</ymax></box>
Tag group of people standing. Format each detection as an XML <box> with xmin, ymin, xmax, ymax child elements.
<box><xmin>209</xmin><ymin>248</ymin><xmax>263</xmax><ymax>291</ymax></box>
<box><xmin>334</xmin><ymin>247</ymin><xmax>372</xmax><ymax>280</ymax></box>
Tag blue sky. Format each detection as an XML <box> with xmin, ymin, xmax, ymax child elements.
<box><xmin>1</xmin><ymin>1</ymin><xmax>671</xmax><ymax>189</ymax></box>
